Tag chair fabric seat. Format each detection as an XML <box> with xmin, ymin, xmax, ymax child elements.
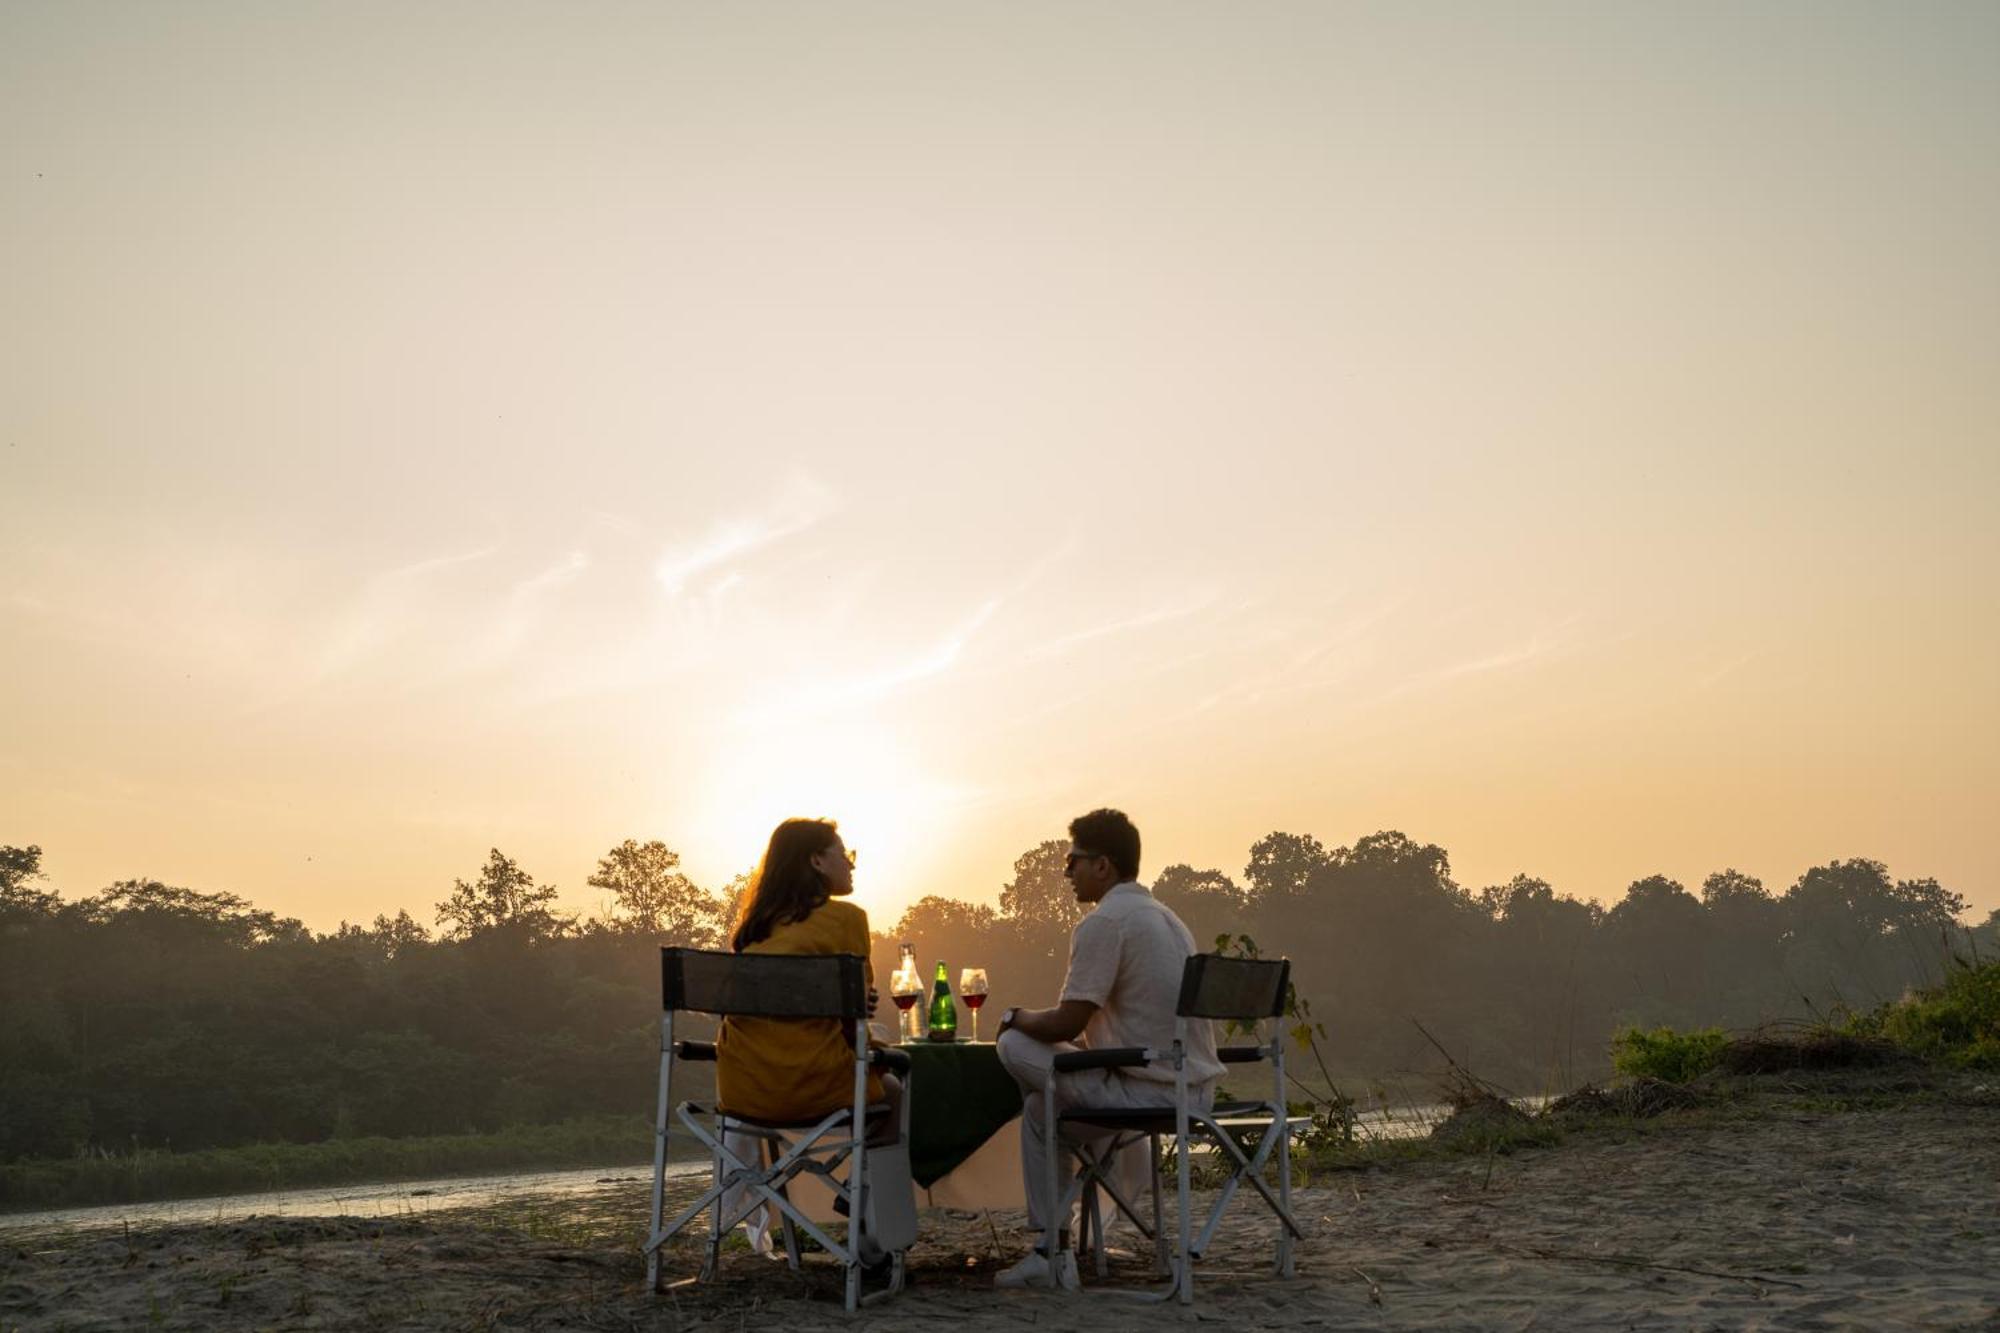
<box><xmin>1058</xmin><ymin>1098</ymin><xmax>1267</xmax><ymax>1132</ymax></box>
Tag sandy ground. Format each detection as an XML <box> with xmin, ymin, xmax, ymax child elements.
<box><xmin>4</xmin><ymin>1090</ymin><xmax>1997</xmax><ymax>1332</ymax></box>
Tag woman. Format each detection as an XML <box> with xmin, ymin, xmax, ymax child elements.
<box><xmin>716</xmin><ymin>818</ymin><xmax>915</xmax><ymax>1267</ymax></box>
<box><xmin>716</xmin><ymin>817</ymin><xmax>889</xmax><ymax>1123</ymax></box>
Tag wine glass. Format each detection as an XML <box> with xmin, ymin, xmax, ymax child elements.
<box><xmin>890</xmin><ymin>967</ymin><xmax>924</xmax><ymax>1041</ymax></box>
<box><xmin>959</xmin><ymin>967</ymin><xmax>990</xmax><ymax>1041</ymax></box>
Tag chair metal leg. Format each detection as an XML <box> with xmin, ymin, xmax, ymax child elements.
<box><xmin>1043</xmin><ymin>1081</ymin><xmax>1063</xmax><ymax>1267</ymax></box>
<box><xmin>1175</xmin><ymin>1100</ymin><xmax>1193</xmax><ymax>1305</ymax></box>
<box><xmin>701</xmin><ymin>1129</ymin><xmax>724</xmax><ymax>1281</ymax></box>
<box><xmin>1087</xmin><ymin>1175</ymin><xmax>1108</xmax><ymax>1277</ymax></box>
<box><xmin>646</xmin><ymin>1017</ymin><xmax>674</xmax><ymax>1293</ymax></box>
<box><xmin>1276</xmin><ymin>1043</ymin><xmax>1296</xmax><ymax>1277</ymax></box>
<box><xmin>1276</xmin><ymin>1125</ymin><xmax>1295</xmax><ymax>1277</ymax></box>
<box><xmin>1150</xmin><ymin>1133</ymin><xmax>1169</xmax><ymax>1278</ymax></box>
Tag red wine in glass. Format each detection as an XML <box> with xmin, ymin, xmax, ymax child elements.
<box><xmin>963</xmin><ymin>993</ymin><xmax>987</xmax><ymax>1010</ymax></box>
<box><xmin>893</xmin><ymin>993</ymin><xmax>919</xmax><ymax>1011</ymax></box>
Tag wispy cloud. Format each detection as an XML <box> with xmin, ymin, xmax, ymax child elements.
<box><xmin>737</xmin><ymin>596</ymin><xmax>1006</xmax><ymax>726</ymax></box>
<box><xmin>653</xmin><ymin>474</ymin><xmax>839</xmax><ymax>598</ymax></box>
<box><xmin>464</xmin><ymin>550</ymin><xmax>593</xmax><ymax>668</ymax></box>
<box><xmin>1420</xmin><ymin>638</ymin><xmax>1555</xmax><ymax>685</ymax></box>
<box><xmin>1019</xmin><ymin>584</ymin><xmax>1224</xmax><ymax>663</ymax></box>
<box><xmin>305</xmin><ymin>544</ymin><xmax>501</xmax><ymax>685</ymax></box>
<box><xmin>513</xmin><ymin>550</ymin><xmax>590</xmax><ymax>600</ymax></box>
<box><xmin>1694</xmin><ymin>648</ymin><xmax>1765</xmax><ymax>691</ymax></box>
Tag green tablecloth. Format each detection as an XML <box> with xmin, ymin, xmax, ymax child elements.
<box><xmin>900</xmin><ymin>1041</ymin><xmax>1022</xmax><ymax>1187</ymax></box>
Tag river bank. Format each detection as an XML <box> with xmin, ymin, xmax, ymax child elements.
<box><xmin>0</xmin><ymin>1118</ymin><xmax>696</xmax><ymax>1214</ymax></box>
<box><xmin>4</xmin><ymin>1077</ymin><xmax>1994</xmax><ymax>1331</ymax></box>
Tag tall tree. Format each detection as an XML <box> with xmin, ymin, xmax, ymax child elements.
<box><xmin>587</xmin><ymin>839</ymin><xmax>720</xmax><ymax>944</ymax></box>
<box><xmin>1603</xmin><ymin>874</ymin><xmax>1709</xmax><ymax>1021</ymax></box>
<box><xmin>1243</xmin><ymin>831</ymin><xmax>1330</xmax><ymax>907</ymax></box>
<box><xmin>435</xmin><ymin>849</ymin><xmax>564</xmax><ymax>941</ymax></box>
<box><xmin>0</xmin><ymin>845</ymin><xmax>57</xmax><ymax>918</ymax></box>
<box><xmin>367</xmin><ymin>910</ymin><xmax>432</xmax><ymax>958</ymax></box>
<box><xmin>998</xmin><ymin>840</ymin><xmax>1083</xmax><ymax>932</ymax></box>
<box><xmin>1700</xmin><ymin>868</ymin><xmax>1769</xmax><ymax>907</ymax></box>
<box><xmin>1151</xmin><ymin>864</ymin><xmax>1247</xmax><ymax>950</ymax></box>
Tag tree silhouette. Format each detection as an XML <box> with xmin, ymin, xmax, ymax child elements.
<box><xmin>435</xmin><ymin>849</ymin><xmax>564</xmax><ymax>941</ymax></box>
<box><xmin>1700</xmin><ymin>869</ymin><xmax>1768</xmax><ymax>907</ymax></box>
<box><xmin>998</xmin><ymin>840</ymin><xmax>1083</xmax><ymax>932</ymax></box>
<box><xmin>1152</xmin><ymin>864</ymin><xmax>1247</xmax><ymax>948</ymax></box>
<box><xmin>0</xmin><ymin>845</ymin><xmax>56</xmax><ymax>919</ymax></box>
<box><xmin>1243</xmin><ymin>831</ymin><xmax>1330</xmax><ymax>906</ymax></box>
<box><xmin>587</xmin><ymin>839</ymin><xmax>721</xmax><ymax>944</ymax></box>
<box><xmin>0</xmin><ymin>829</ymin><xmax>1986</xmax><ymax>1170</ymax></box>
<box><xmin>367</xmin><ymin>910</ymin><xmax>431</xmax><ymax>958</ymax></box>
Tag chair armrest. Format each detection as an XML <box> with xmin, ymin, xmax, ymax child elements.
<box><xmin>869</xmin><ymin>1047</ymin><xmax>912</xmax><ymax>1075</ymax></box>
<box><xmin>1218</xmin><ymin>1045</ymin><xmax>1267</xmax><ymax>1063</ymax></box>
<box><xmin>675</xmin><ymin>1040</ymin><xmax>718</xmax><ymax>1061</ymax></box>
<box><xmin>1053</xmin><ymin>1046</ymin><xmax>1151</xmax><ymax>1073</ymax></box>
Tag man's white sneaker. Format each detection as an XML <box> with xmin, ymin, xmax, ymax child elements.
<box><xmin>993</xmin><ymin>1248</ymin><xmax>1080</xmax><ymax>1291</ymax></box>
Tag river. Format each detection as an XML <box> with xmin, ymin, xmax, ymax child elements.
<box><xmin>0</xmin><ymin>1099</ymin><xmax>1458</xmax><ymax>1239</ymax></box>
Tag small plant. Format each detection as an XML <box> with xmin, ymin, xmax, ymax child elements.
<box><xmin>1851</xmin><ymin>958</ymin><xmax>2000</xmax><ymax>1070</ymax></box>
<box><xmin>1609</xmin><ymin>1026</ymin><xmax>1729</xmax><ymax>1083</ymax></box>
<box><xmin>1214</xmin><ymin>933</ymin><xmax>1356</xmax><ymax>1149</ymax></box>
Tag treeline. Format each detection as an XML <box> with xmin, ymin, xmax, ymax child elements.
<box><xmin>1</xmin><ymin>836</ymin><xmax>1992</xmax><ymax>1168</ymax></box>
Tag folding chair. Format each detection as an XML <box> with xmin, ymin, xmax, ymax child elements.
<box><xmin>1045</xmin><ymin>952</ymin><xmax>1306</xmax><ymax>1304</ymax></box>
<box><xmin>641</xmin><ymin>947</ymin><xmax>914</xmax><ymax>1313</ymax></box>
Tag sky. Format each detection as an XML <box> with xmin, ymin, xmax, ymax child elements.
<box><xmin>4</xmin><ymin>2</ymin><xmax>1996</xmax><ymax>932</ymax></box>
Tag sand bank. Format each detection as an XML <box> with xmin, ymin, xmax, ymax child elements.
<box><xmin>4</xmin><ymin>1090</ymin><xmax>1995</xmax><ymax>1331</ymax></box>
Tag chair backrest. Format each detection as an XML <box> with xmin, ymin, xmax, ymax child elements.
<box><xmin>661</xmin><ymin>947</ymin><xmax>868</xmax><ymax>1019</ymax></box>
<box><xmin>1175</xmin><ymin>953</ymin><xmax>1290</xmax><ymax>1020</ymax></box>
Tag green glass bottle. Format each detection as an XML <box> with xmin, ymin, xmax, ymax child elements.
<box><xmin>927</xmin><ymin>960</ymin><xmax>957</xmax><ymax>1042</ymax></box>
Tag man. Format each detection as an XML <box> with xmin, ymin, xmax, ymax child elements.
<box><xmin>991</xmin><ymin>808</ymin><xmax>1224</xmax><ymax>1290</ymax></box>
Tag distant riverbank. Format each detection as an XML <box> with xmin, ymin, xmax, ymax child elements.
<box><xmin>0</xmin><ymin>1116</ymin><xmax>693</xmax><ymax>1213</ymax></box>
<box><xmin>2</xmin><ymin>1085</ymin><xmax>1495</xmax><ymax>1216</ymax></box>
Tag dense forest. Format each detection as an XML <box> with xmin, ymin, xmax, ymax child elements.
<box><xmin>1</xmin><ymin>835</ymin><xmax>1991</xmax><ymax>1167</ymax></box>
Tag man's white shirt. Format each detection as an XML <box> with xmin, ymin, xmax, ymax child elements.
<box><xmin>1059</xmin><ymin>882</ymin><xmax>1226</xmax><ymax>1085</ymax></box>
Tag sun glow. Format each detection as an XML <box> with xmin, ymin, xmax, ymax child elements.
<box><xmin>685</xmin><ymin>719</ymin><xmax>961</xmax><ymax>927</ymax></box>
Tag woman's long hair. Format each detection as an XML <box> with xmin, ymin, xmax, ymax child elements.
<box><xmin>730</xmin><ymin>817</ymin><xmax>841</xmax><ymax>952</ymax></box>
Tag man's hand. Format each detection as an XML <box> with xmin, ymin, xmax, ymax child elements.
<box><xmin>999</xmin><ymin>999</ymin><xmax>1097</xmax><ymax>1045</ymax></box>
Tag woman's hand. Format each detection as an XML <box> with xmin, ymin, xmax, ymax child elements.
<box><xmin>866</xmin><ymin>985</ymin><xmax>881</xmax><ymax>1015</ymax></box>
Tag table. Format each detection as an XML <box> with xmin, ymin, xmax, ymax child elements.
<box><xmin>901</xmin><ymin>1039</ymin><xmax>1027</xmax><ymax>1210</ymax></box>
<box><xmin>900</xmin><ymin>1041</ymin><xmax>1022</xmax><ymax>1187</ymax></box>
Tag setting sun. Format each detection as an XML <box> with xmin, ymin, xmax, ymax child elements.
<box><xmin>685</xmin><ymin>718</ymin><xmax>967</xmax><ymax>924</ymax></box>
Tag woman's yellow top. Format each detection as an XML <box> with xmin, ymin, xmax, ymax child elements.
<box><xmin>715</xmin><ymin>898</ymin><xmax>886</xmax><ymax>1121</ymax></box>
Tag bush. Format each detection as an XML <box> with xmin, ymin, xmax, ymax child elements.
<box><xmin>1609</xmin><ymin>1026</ymin><xmax>1729</xmax><ymax>1083</ymax></box>
<box><xmin>1856</xmin><ymin>959</ymin><xmax>2000</xmax><ymax>1070</ymax></box>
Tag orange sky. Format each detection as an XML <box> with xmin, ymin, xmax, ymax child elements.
<box><xmin>4</xmin><ymin>3</ymin><xmax>1996</xmax><ymax>930</ymax></box>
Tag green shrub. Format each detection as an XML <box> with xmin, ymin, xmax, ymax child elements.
<box><xmin>1609</xmin><ymin>1026</ymin><xmax>1728</xmax><ymax>1083</ymax></box>
<box><xmin>1860</xmin><ymin>959</ymin><xmax>2000</xmax><ymax>1070</ymax></box>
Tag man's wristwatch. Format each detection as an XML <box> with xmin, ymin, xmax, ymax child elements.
<box><xmin>1001</xmin><ymin>1006</ymin><xmax>1021</xmax><ymax>1033</ymax></box>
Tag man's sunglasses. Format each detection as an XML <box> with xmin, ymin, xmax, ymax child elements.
<box><xmin>1064</xmin><ymin>850</ymin><xmax>1105</xmax><ymax>871</ymax></box>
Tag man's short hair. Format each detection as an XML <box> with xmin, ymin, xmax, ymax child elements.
<box><xmin>1069</xmin><ymin>808</ymin><xmax>1141</xmax><ymax>881</ymax></box>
